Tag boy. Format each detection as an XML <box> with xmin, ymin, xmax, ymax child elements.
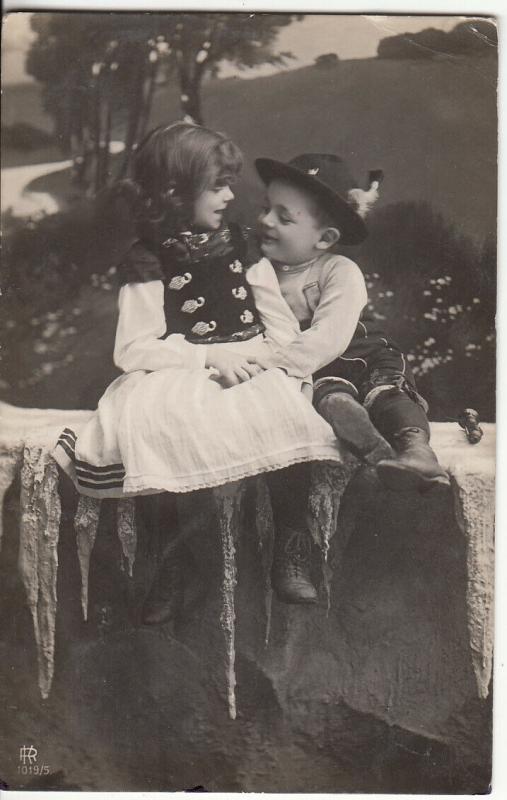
<box><xmin>254</xmin><ymin>153</ymin><xmax>450</xmax><ymax>493</ymax></box>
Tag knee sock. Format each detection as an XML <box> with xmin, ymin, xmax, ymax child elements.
<box><xmin>368</xmin><ymin>388</ymin><xmax>431</xmax><ymax>445</ymax></box>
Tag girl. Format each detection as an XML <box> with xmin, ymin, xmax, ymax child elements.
<box><xmin>52</xmin><ymin>122</ymin><xmax>346</xmax><ymax>609</ymax></box>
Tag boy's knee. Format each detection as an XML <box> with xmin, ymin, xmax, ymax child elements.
<box><xmin>313</xmin><ymin>377</ymin><xmax>358</xmax><ymax>409</ymax></box>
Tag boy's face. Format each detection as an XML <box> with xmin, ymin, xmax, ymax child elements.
<box><xmin>258</xmin><ymin>179</ymin><xmax>332</xmax><ymax>265</ymax></box>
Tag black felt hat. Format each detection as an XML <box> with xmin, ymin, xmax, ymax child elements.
<box><xmin>255</xmin><ymin>153</ymin><xmax>372</xmax><ymax>245</ymax></box>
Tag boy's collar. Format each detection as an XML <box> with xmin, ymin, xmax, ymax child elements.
<box><xmin>273</xmin><ymin>254</ymin><xmax>321</xmax><ymax>274</ymax></box>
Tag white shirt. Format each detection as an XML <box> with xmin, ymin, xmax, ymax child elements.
<box><xmin>265</xmin><ymin>252</ymin><xmax>368</xmax><ymax>378</ymax></box>
<box><xmin>113</xmin><ymin>256</ymin><xmax>302</xmax><ymax>374</ymax></box>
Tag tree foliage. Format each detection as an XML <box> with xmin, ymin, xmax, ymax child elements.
<box><xmin>377</xmin><ymin>19</ymin><xmax>497</xmax><ymax>60</ymax></box>
<box><xmin>26</xmin><ymin>12</ymin><xmax>301</xmax><ymax>191</ymax></box>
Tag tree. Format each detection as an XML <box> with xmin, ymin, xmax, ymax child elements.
<box><xmin>27</xmin><ymin>12</ymin><xmax>302</xmax><ymax>192</ymax></box>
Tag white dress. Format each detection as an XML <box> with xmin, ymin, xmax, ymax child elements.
<box><xmin>52</xmin><ymin>257</ymin><xmax>344</xmax><ymax>497</ymax></box>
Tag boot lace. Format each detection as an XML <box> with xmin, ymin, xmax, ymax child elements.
<box><xmin>283</xmin><ymin>529</ymin><xmax>312</xmax><ymax>578</ymax></box>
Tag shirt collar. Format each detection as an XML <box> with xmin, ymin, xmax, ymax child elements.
<box><xmin>273</xmin><ymin>255</ymin><xmax>320</xmax><ymax>274</ymax></box>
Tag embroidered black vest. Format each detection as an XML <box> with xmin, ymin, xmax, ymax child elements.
<box><xmin>117</xmin><ymin>224</ymin><xmax>265</xmax><ymax>345</ymax></box>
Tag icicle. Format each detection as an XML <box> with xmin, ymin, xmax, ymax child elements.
<box><xmin>254</xmin><ymin>477</ymin><xmax>275</xmax><ymax>647</ymax></box>
<box><xmin>74</xmin><ymin>496</ymin><xmax>102</xmax><ymax>621</ymax></box>
<box><xmin>308</xmin><ymin>460</ymin><xmax>356</xmax><ymax>612</ymax></box>
<box><xmin>19</xmin><ymin>446</ymin><xmax>61</xmax><ymax>699</ymax></box>
<box><xmin>214</xmin><ymin>481</ymin><xmax>245</xmax><ymax>720</ymax></box>
<box><xmin>0</xmin><ymin>445</ymin><xmax>23</xmax><ymax>553</ymax></box>
<box><xmin>117</xmin><ymin>498</ymin><xmax>137</xmax><ymax>577</ymax></box>
<box><xmin>452</xmin><ymin>468</ymin><xmax>495</xmax><ymax>699</ymax></box>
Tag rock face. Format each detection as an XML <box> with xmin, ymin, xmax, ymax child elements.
<box><xmin>0</xmin><ymin>402</ymin><xmax>495</xmax><ymax>793</ymax></box>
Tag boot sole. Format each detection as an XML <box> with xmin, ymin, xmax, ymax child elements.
<box><xmin>376</xmin><ymin>460</ymin><xmax>451</xmax><ymax>493</ymax></box>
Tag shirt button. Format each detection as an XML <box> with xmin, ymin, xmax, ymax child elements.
<box><xmin>282</xmin><ymin>265</ymin><xmax>290</xmax><ymax>271</ymax></box>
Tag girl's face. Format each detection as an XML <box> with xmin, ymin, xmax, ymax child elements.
<box><xmin>193</xmin><ymin>179</ymin><xmax>235</xmax><ymax>231</ymax></box>
<box><xmin>258</xmin><ymin>179</ymin><xmax>329</xmax><ymax>265</ymax></box>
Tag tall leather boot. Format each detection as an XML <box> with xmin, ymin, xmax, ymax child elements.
<box><xmin>272</xmin><ymin>526</ymin><xmax>318</xmax><ymax>605</ymax></box>
<box><xmin>376</xmin><ymin>427</ymin><xmax>450</xmax><ymax>492</ymax></box>
<box><xmin>317</xmin><ymin>392</ymin><xmax>392</xmax><ymax>463</ymax></box>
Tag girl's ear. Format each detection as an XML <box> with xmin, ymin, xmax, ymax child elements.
<box><xmin>316</xmin><ymin>227</ymin><xmax>341</xmax><ymax>250</ymax></box>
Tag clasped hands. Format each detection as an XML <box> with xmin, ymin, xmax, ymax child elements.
<box><xmin>205</xmin><ymin>348</ymin><xmax>275</xmax><ymax>388</ymax></box>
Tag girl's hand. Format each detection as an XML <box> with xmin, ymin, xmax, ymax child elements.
<box><xmin>206</xmin><ymin>349</ymin><xmax>264</xmax><ymax>387</ymax></box>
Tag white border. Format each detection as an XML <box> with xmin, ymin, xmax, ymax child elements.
<box><xmin>1</xmin><ymin>3</ymin><xmax>505</xmax><ymax>800</ymax></box>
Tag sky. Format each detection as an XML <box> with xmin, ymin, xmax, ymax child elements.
<box><xmin>2</xmin><ymin>12</ymin><xmax>464</xmax><ymax>85</ymax></box>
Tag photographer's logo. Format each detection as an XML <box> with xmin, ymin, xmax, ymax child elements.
<box><xmin>19</xmin><ymin>745</ymin><xmax>37</xmax><ymax>765</ymax></box>
<box><xmin>18</xmin><ymin>744</ymin><xmax>49</xmax><ymax>776</ymax></box>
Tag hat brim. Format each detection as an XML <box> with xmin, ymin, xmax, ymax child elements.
<box><xmin>255</xmin><ymin>158</ymin><xmax>367</xmax><ymax>246</ymax></box>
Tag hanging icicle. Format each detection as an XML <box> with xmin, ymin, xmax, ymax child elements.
<box><xmin>254</xmin><ymin>476</ymin><xmax>275</xmax><ymax>647</ymax></box>
<box><xmin>74</xmin><ymin>495</ymin><xmax>102</xmax><ymax>621</ymax></box>
<box><xmin>19</xmin><ymin>446</ymin><xmax>61</xmax><ymax>699</ymax></box>
<box><xmin>451</xmin><ymin>465</ymin><xmax>495</xmax><ymax>699</ymax></box>
<box><xmin>214</xmin><ymin>481</ymin><xmax>245</xmax><ymax>720</ymax></box>
<box><xmin>308</xmin><ymin>460</ymin><xmax>356</xmax><ymax>612</ymax></box>
<box><xmin>117</xmin><ymin>498</ymin><xmax>137</xmax><ymax>577</ymax></box>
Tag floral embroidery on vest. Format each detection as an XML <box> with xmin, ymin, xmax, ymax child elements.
<box><xmin>181</xmin><ymin>297</ymin><xmax>205</xmax><ymax>314</ymax></box>
<box><xmin>229</xmin><ymin>260</ymin><xmax>243</xmax><ymax>274</ymax></box>
<box><xmin>169</xmin><ymin>273</ymin><xmax>192</xmax><ymax>290</ymax></box>
<box><xmin>241</xmin><ymin>310</ymin><xmax>254</xmax><ymax>324</ymax></box>
<box><xmin>232</xmin><ymin>286</ymin><xmax>247</xmax><ymax>300</ymax></box>
<box><xmin>191</xmin><ymin>320</ymin><xmax>217</xmax><ymax>336</ymax></box>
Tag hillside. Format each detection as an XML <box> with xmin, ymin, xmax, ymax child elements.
<box><xmin>3</xmin><ymin>55</ymin><xmax>497</xmax><ymax>239</ymax></box>
<box><xmin>2</xmin><ymin>55</ymin><xmax>497</xmax><ymax>411</ymax></box>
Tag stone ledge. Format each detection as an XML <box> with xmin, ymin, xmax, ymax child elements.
<box><xmin>0</xmin><ymin>401</ymin><xmax>495</xmax><ymax>727</ymax></box>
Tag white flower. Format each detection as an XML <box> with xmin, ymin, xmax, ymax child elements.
<box><xmin>196</xmin><ymin>50</ymin><xmax>209</xmax><ymax>64</ymax></box>
<box><xmin>473</xmin><ymin>297</ymin><xmax>480</xmax><ymax>304</ymax></box>
<box><xmin>42</xmin><ymin>322</ymin><xmax>59</xmax><ymax>339</ymax></box>
<box><xmin>423</xmin><ymin>290</ymin><xmax>432</xmax><ymax>296</ymax></box>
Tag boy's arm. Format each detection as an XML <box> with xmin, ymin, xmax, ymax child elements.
<box><xmin>256</xmin><ymin>258</ymin><xmax>367</xmax><ymax>379</ymax></box>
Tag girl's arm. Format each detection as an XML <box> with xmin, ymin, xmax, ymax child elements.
<box><xmin>254</xmin><ymin>257</ymin><xmax>368</xmax><ymax>379</ymax></box>
<box><xmin>114</xmin><ymin>280</ymin><xmax>208</xmax><ymax>373</ymax></box>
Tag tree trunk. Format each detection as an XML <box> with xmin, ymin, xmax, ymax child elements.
<box><xmin>118</xmin><ymin>55</ymin><xmax>146</xmax><ymax>179</ymax></box>
<box><xmin>178</xmin><ymin>65</ymin><xmax>204</xmax><ymax>125</ymax></box>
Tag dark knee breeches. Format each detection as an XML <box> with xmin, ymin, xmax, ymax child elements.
<box><xmin>312</xmin><ymin>318</ymin><xmax>430</xmax><ymax>443</ymax></box>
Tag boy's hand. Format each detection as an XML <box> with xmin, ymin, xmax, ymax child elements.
<box><xmin>206</xmin><ymin>349</ymin><xmax>264</xmax><ymax>388</ymax></box>
<box><xmin>251</xmin><ymin>351</ymin><xmax>278</xmax><ymax>371</ymax></box>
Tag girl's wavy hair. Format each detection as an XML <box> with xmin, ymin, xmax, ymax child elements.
<box><xmin>108</xmin><ymin>122</ymin><xmax>243</xmax><ymax>240</ymax></box>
